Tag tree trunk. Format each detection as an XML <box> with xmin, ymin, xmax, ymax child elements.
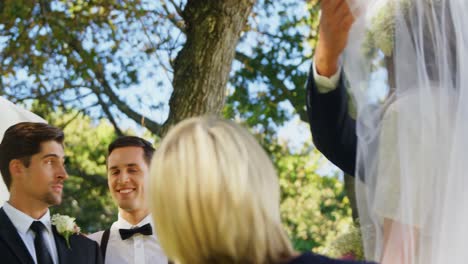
<box><xmin>162</xmin><ymin>0</ymin><xmax>256</xmax><ymax>135</ymax></box>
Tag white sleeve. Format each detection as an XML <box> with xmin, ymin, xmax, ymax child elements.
<box><xmin>87</xmin><ymin>231</ymin><xmax>104</xmax><ymax>245</ymax></box>
<box><xmin>312</xmin><ymin>61</ymin><xmax>342</xmax><ymax>93</ymax></box>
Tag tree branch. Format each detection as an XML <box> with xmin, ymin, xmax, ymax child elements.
<box><xmin>60</xmin><ymin>110</ymin><xmax>83</xmax><ymax>130</ymax></box>
<box><xmin>235</xmin><ymin>51</ymin><xmax>308</xmax><ymax>122</ymax></box>
<box><xmin>161</xmin><ymin>0</ymin><xmax>185</xmax><ymax>32</ymax></box>
<box><xmin>166</xmin><ymin>0</ymin><xmax>184</xmax><ymax>19</ymax></box>
<box><xmin>96</xmin><ymin>93</ymin><xmax>124</xmax><ymax>136</ymax></box>
<box><xmin>45</xmin><ymin>15</ymin><xmax>164</xmax><ymax>136</ymax></box>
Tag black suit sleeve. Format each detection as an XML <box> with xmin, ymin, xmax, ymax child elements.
<box><xmin>306</xmin><ymin>64</ymin><xmax>357</xmax><ymax>176</ymax></box>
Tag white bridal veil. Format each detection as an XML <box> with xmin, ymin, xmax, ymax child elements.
<box><xmin>0</xmin><ymin>97</ymin><xmax>46</xmax><ymax>203</ymax></box>
<box><xmin>343</xmin><ymin>0</ymin><xmax>468</xmax><ymax>262</ymax></box>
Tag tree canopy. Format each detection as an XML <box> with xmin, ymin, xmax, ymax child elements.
<box><xmin>0</xmin><ymin>0</ymin><xmax>320</xmax><ymax>138</ymax></box>
<box><xmin>1</xmin><ymin>0</ymin><xmax>357</xmax><ymax>252</ymax></box>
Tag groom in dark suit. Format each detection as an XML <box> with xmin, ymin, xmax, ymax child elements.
<box><xmin>0</xmin><ymin>122</ymin><xmax>102</xmax><ymax>264</ymax></box>
<box><xmin>306</xmin><ymin>0</ymin><xmax>357</xmax><ymax>176</ymax></box>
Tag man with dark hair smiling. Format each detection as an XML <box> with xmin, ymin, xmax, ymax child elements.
<box><xmin>0</xmin><ymin>122</ymin><xmax>102</xmax><ymax>264</ymax></box>
<box><xmin>89</xmin><ymin>136</ymin><xmax>169</xmax><ymax>264</ymax></box>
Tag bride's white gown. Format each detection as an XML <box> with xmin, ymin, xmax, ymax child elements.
<box><xmin>343</xmin><ymin>0</ymin><xmax>468</xmax><ymax>262</ymax></box>
<box><xmin>0</xmin><ymin>97</ymin><xmax>45</xmax><ymax>203</ymax></box>
<box><xmin>366</xmin><ymin>89</ymin><xmax>455</xmax><ymax>263</ymax></box>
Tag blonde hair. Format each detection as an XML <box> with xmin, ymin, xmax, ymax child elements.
<box><xmin>149</xmin><ymin>116</ymin><xmax>295</xmax><ymax>264</ymax></box>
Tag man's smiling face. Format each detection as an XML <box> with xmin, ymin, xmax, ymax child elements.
<box><xmin>107</xmin><ymin>146</ymin><xmax>149</xmax><ymax>213</ymax></box>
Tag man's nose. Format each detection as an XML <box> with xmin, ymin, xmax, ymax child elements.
<box><xmin>117</xmin><ymin>171</ymin><xmax>130</xmax><ymax>183</ymax></box>
<box><xmin>57</xmin><ymin>163</ymin><xmax>69</xmax><ymax>180</ymax></box>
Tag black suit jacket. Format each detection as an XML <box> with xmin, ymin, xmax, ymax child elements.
<box><xmin>306</xmin><ymin>65</ymin><xmax>357</xmax><ymax>176</ymax></box>
<box><xmin>0</xmin><ymin>208</ymin><xmax>103</xmax><ymax>264</ymax></box>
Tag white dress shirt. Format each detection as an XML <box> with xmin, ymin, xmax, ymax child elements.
<box><xmin>312</xmin><ymin>60</ymin><xmax>342</xmax><ymax>93</ymax></box>
<box><xmin>88</xmin><ymin>214</ymin><xmax>168</xmax><ymax>264</ymax></box>
<box><xmin>2</xmin><ymin>202</ymin><xmax>59</xmax><ymax>264</ymax></box>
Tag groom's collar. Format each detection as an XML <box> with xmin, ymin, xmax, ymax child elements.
<box><xmin>2</xmin><ymin>202</ymin><xmax>52</xmax><ymax>235</ymax></box>
<box><xmin>115</xmin><ymin>213</ymin><xmax>152</xmax><ymax>229</ymax></box>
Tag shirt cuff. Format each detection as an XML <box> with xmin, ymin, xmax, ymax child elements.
<box><xmin>312</xmin><ymin>61</ymin><xmax>341</xmax><ymax>93</ymax></box>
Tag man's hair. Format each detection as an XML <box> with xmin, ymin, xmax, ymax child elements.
<box><xmin>0</xmin><ymin>122</ymin><xmax>64</xmax><ymax>190</ymax></box>
<box><xmin>108</xmin><ymin>136</ymin><xmax>155</xmax><ymax>165</ymax></box>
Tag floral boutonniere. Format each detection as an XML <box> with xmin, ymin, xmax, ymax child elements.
<box><xmin>51</xmin><ymin>214</ymin><xmax>81</xmax><ymax>248</ymax></box>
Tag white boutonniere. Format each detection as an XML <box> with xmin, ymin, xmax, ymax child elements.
<box><xmin>51</xmin><ymin>214</ymin><xmax>81</xmax><ymax>248</ymax></box>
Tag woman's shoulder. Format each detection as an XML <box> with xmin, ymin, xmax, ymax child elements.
<box><xmin>287</xmin><ymin>252</ymin><xmax>377</xmax><ymax>264</ymax></box>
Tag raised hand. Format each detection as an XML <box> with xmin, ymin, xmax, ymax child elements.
<box><xmin>315</xmin><ymin>0</ymin><xmax>355</xmax><ymax>77</ymax></box>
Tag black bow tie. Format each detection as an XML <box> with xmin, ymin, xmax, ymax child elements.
<box><xmin>119</xmin><ymin>223</ymin><xmax>153</xmax><ymax>240</ymax></box>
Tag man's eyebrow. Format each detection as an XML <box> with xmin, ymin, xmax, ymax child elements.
<box><xmin>109</xmin><ymin>163</ymin><xmax>140</xmax><ymax>170</ymax></box>
<box><xmin>41</xmin><ymin>154</ymin><xmax>63</xmax><ymax>159</ymax></box>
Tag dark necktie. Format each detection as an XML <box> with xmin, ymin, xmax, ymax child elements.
<box><xmin>119</xmin><ymin>223</ymin><xmax>153</xmax><ymax>240</ymax></box>
<box><xmin>30</xmin><ymin>221</ymin><xmax>54</xmax><ymax>264</ymax></box>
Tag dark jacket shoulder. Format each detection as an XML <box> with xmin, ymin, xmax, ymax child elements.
<box><xmin>288</xmin><ymin>252</ymin><xmax>376</xmax><ymax>264</ymax></box>
<box><xmin>53</xmin><ymin>226</ymin><xmax>103</xmax><ymax>264</ymax></box>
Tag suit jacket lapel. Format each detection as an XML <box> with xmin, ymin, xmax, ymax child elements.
<box><xmin>52</xmin><ymin>225</ymin><xmax>69</xmax><ymax>263</ymax></box>
<box><xmin>0</xmin><ymin>208</ymin><xmax>35</xmax><ymax>264</ymax></box>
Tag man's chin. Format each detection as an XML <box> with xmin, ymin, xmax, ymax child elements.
<box><xmin>45</xmin><ymin>193</ymin><xmax>62</xmax><ymax>206</ymax></box>
<box><xmin>118</xmin><ymin>203</ymin><xmax>137</xmax><ymax>212</ymax></box>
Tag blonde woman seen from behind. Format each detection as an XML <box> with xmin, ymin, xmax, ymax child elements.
<box><xmin>149</xmin><ymin>116</ymin><xmax>376</xmax><ymax>264</ymax></box>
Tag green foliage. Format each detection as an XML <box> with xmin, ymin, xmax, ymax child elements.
<box><xmin>263</xmin><ymin>140</ymin><xmax>353</xmax><ymax>252</ymax></box>
<box><xmin>0</xmin><ymin>0</ymin><xmax>176</xmax><ymax>131</ymax></box>
<box><xmin>226</xmin><ymin>0</ymin><xmax>321</xmax><ymax>138</ymax></box>
<box><xmin>0</xmin><ymin>0</ymin><xmax>322</xmax><ymax>138</ymax></box>
<box><xmin>322</xmin><ymin>223</ymin><xmax>365</xmax><ymax>260</ymax></box>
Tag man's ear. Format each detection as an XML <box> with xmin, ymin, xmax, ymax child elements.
<box><xmin>9</xmin><ymin>159</ymin><xmax>24</xmax><ymax>178</ymax></box>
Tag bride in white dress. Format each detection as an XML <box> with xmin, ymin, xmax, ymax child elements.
<box><xmin>343</xmin><ymin>0</ymin><xmax>468</xmax><ymax>262</ymax></box>
<box><xmin>0</xmin><ymin>97</ymin><xmax>45</xmax><ymax>203</ymax></box>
